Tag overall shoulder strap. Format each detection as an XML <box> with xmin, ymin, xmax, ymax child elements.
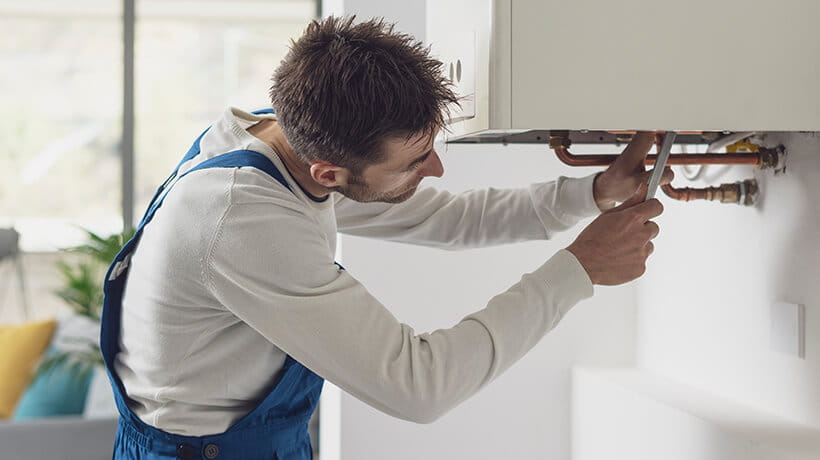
<box><xmin>138</xmin><ymin>108</ymin><xmax>280</xmax><ymax>226</ymax></box>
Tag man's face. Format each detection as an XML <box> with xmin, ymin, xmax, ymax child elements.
<box><xmin>335</xmin><ymin>129</ymin><xmax>444</xmax><ymax>203</ymax></box>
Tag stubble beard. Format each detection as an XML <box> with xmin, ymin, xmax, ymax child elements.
<box><xmin>335</xmin><ymin>175</ymin><xmax>421</xmax><ymax>204</ymax></box>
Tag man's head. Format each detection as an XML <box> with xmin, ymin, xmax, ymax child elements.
<box><xmin>269</xmin><ymin>16</ymin><xmax>459</xmax><ymax>203</ymax></box>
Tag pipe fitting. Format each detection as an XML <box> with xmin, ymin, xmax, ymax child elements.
<box><xmin>548</xmin><ymin>131</ymin><xmax>571</xmax><ymax>150</ymax></box>
<box><xmin>709</xmin><ymin>183</ymin><xmax>742</xmax><ymax>203</ymax></box>
<box><xmin>661</xmin><ymin>179</ymin><xmax>758</xmax><ymax>205</ymax></box>
<box><xmin>758</xmin><ymin>145</ymin><xmax>787</xmax><ymax>173</ymax></box>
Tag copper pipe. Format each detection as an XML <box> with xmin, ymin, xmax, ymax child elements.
<box><xmin>551</xmin><ymin>146</ymin><xmax>761</xmax><ymax>167</ymax></box>
<box><xmin>651</xmin><ymin>133</ymin><xmax>760</xmax><ymax>206</ymax></box>
<box><xmin>548</xmin><ymin>131</ymin><xmax>767</xmax><ymax>167</ymax></box>
<box><xmin>660</xmin><ymin>180</ymin><xmax>758</xmax><ymax>205</ymax></box>
<box><xmin>548</xmin><ymin>131</ymin><xmax>773</xmax><ymax>206</ymax></box>
<box><xmin>660</xmin><ymin>184</ymin><xmax>707</xmax><ymax>201</ymax></box>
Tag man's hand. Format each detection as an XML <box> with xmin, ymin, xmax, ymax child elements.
<box><xmin>567</xmin><ymin>184</ymin><xmax>663</xmax><ymax>285</ymax></box>
<box><xmin>593</xmin><ymin>131</ymin><xmax>674</xmax><ymax>210</ymax></box>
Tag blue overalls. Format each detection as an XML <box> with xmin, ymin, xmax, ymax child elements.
<box><xmin>100</xmin><ymin>109</ymin><xmax>324</xmax><ymax>459</ymax></box>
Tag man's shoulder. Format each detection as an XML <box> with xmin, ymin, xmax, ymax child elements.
<box><xmin>167</xmin><ymin>165</ymin><xmax>307</xmax><ymax>220</ymax></box>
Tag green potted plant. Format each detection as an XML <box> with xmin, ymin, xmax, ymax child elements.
<box><xmin>39</xmin><ymin>228</ymin><xmax>134</xmax><ymax>377</ymax></box>
<box><xmin>14</xmin><ymin>228</ymin><xmax>134</xmax><ymax>420</ymax></box>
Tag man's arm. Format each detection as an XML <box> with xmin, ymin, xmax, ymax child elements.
<box><xmin>206</xmin><ymin>201</ymin><xmax>593</xmax><ymax>423</ymax></box>
<box><xmin>334</xmin><ymin>132</ymin><xmax>674</xmax><ymax>250</ymax></box>
<box><xmin>334</xmin><ymin>174</ymin><xmax>601</xmax><ymax>250</ymax></box>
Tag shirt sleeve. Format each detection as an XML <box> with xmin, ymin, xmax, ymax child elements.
<box><xmin>334</xmin><ymin>173</ymin><xmax>601</xmax><ymax>250</ymax></box>
<box><xmin>205</xmin><ymin>198</ymin><xmax>594</xmax><ymax>423</ymax></box>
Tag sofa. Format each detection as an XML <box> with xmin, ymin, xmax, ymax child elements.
<box><xmin>0</xmin><ymin>416</ymin><xmax>117</xmax><ymax>460</ymax></box>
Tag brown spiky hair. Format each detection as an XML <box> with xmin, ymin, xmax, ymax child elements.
<box><xmin>270</xmin><ymin>16</ymin><xmax>460</xmax><ymax>174</ymax></box>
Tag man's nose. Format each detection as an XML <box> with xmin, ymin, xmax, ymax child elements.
<box><xmin>419</xmin><ymin>150</ymin><xmax>444</xmax><ymax>178</ymax></box>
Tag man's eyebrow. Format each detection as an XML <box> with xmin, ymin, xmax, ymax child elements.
<box><xmin>406</xmin><ymin>151</ymin><xmax>431</xmax><ymax>169</ymax></box>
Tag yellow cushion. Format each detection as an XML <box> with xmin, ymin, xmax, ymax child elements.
<box><xmin>0</xmin><ymin>319</ymin><xmax>57</xmax><ymax>418</ymax></box>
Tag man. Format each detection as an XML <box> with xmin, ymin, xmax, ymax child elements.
<box><xmin>101</xmin><ymin>16</ymin><xmax>671</xmax><ymax>460</ymax></box>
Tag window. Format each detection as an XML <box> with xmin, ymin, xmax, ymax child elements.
<box><xmin>0</xmin><ymin>0</ymin><xmax>317</xmax><ymax>250</ymax></box>
<box><xmin>0</xmin><ymin>2</ymin><xmax>123</xmax><ymax>251</ymax></box>
<box><xmin>134</xmin><ymin>0</ymin><xmax>317</xmax><ymax>214</ymax></box>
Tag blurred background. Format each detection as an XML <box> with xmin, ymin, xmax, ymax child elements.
<box><xmin>0</xmin><ymin>0</ymin><xmax>317</xmax><ymax>316</ymax></box>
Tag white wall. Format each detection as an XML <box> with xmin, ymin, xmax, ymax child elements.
<box><xmin>571</xmin><ymin>368</ymin><xmax>810</xmax><ymax>460</ymax></box>
<box><xmin>321</xmin><ymin>0</ymin><xmax>424</xmax><ymax>41</ymax></box>
<box><xmin>635</xmin><ymin>133</ymin><xmax>820</xmax><ymax>432</ymax></box>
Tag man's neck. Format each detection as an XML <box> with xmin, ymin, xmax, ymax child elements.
<box><xmin>247</xmin><ymin>120</ymin><xmax>330</xmax><ymax>199</ymax></box>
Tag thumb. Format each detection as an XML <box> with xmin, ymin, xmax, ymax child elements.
<box><xmin>608</xmin><ymin>183</ymin><xmax>648</xmax><ymax>212</ymax></box>
<box><xmin>639</xmin><ymin>167</ymin><xmax>674</xmax><ymax>185</ymax></box>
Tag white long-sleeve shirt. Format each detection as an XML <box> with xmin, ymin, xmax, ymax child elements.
<box><xmin>115</xmin><ymin>107</ymin><xmax>599</xmax><ymax>436</ymax></box>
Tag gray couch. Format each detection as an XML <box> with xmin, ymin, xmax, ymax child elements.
<box><xmin>0</xmin><ymin>416</ymin><xmax>117</xmax><ymax>460</ymax></box>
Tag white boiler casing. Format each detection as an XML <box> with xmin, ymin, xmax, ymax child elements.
<box><xmin>426</xmin><ymin>0</ymin><xmax>820</xmax><ymax>139</ymax></box>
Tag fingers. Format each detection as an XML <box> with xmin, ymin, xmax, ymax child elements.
<box><xmin>609</xmin><ymin>183</ymin><xmax>648</xmax><ymax>212</ymax></box>
<box><xmin>630</xmin><ymin>198</ymin><xmax>664</xmax><ymax>220</ymax></box>
<box><xmin>640</xmin><ymin>166</ymin><xmax>675</xmax><ymax>185</ymax></box>
<box><xmin>645</xmin><ymin>220</ymin><xmax>660</xmax><ymax>239</ymax></box>
<box><xmin>619</xmin><ymin>131</ymin><xmax>656</xmax><ymax>165</ymax></box>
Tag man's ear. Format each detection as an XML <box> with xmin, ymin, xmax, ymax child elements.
<box><xmin>309</xmin><ymin>161</ymin><xmax>349</xmax><ymax>188</ymax></box>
